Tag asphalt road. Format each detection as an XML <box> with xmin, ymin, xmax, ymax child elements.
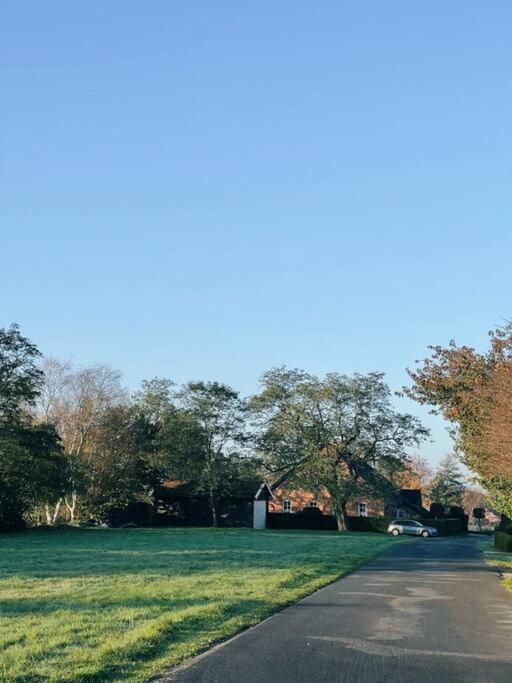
<box><xmin>158</xmin><ymin>536</ymin><xmax>512</xmax><ymax>683</ymax></box>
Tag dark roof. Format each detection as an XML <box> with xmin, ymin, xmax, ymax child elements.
<box><xmin>270</xmin><ymin>473</ymin><xmax>290</xmax><ymax>491</ymax></box>
<box><xmin>397</xmin><ymin>489</ymin><xmax>423</xmax><ymax>508</ymax></box>
<box><xmin>394</xmin><ymin>489</ymin><xmax>428</xmax><ymax>515</ymax></box>
<box><xmin>254</xmin><ymin>482</ymin><xmax>274</xmax><ymax>501</ymax></box>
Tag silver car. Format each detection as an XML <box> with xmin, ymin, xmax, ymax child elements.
<box><xmin>387</xmin><ymin>519</ymin><xmax>438</xmax><ymax>537</ymax></box>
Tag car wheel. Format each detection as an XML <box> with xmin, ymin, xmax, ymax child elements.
<box><xmin>421</xmin><ymin>530</ymin><xmax>429</xmax><ymax>538</ymax></box>
<box><xmin>391</xmin><ymin>529</ymin><xmax>400</xmax><ymax>536</ymax></box>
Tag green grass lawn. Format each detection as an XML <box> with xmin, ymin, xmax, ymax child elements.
<box><xmin>482</xmin><ymin>539</ymin><xmax>512</xmax><ymax>592</ymax></box>
<box><xmin>0</xmin><ymin>527</ymin><xmax>406</xmax><ymax>682</ymax></box>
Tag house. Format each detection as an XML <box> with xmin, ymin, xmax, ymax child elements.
<box><xmin>266</xmin><ymin>481</ymin><xmax>426</xmax><ymax>520</ymax></box>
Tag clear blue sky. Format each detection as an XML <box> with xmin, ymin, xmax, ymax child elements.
<box><xmin>2</xmin><ymin>2</ymin><xmax>511</xmax><ymax>466</ymax></box>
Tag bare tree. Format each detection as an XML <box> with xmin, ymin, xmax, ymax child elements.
<box><xmin>37</xmin><ymin>359</ymin><xmax>125</xmax><ymax>522</ymax></box>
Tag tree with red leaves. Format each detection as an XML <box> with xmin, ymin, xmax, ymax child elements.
<box><xmin>405</xmin><ymin>323</ymin><xmax>512</xmax><ymax>517</ymax></box>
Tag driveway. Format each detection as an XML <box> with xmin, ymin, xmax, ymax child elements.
<box><xmin>157</xmin><ymin>536</ymin><xmax>512</xmax><ymax>682</ymax></box>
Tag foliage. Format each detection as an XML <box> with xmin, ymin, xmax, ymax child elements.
<box><xmin>405</xmin><ymin>323</ymin><xmax>512</xmax><ymax>517</ymax></box>
<box><xmin>495</xmin><ymin>530</ymin><xmax>512</xmax><ymax>553</ymax></box>
<box><xmin>428</xmin><ymin>453</ymin><xmax>466</xmax><ymax>507</ymax></box>
<box><xmin>37</xmin><ymin>359</ymin><xmax>127</xmax><ymax>522</ymax></box>
<box><xmin>251</xmin><ymin>368</ymin><xmax>428</xmax><ymax>530</ymax></box>
<box><xmin>397</xmin><ymin>455</ymin><xmax>434</xmax><ymax>503</ymax></box>
<box><xmin>132</xmin><ymin>377</ymin><xmax>175</xmax><ymax>427</ymax></box>
<box><xmin>462</xmin><ymin>487</ymin><xmax>488</xmax><ymax>517</ymax></box>
<box><xmin>0</xmin><ymin>527</ymin><xmax>404</xmax><ymax>682</ymax></box>
<box><xmin>429</xmin><ymin>502</ymin><xmax>446</xmax><ymax>518</ymax></box>
<box><xmin>158</xmin><ymin>381</ymin><xmax>250</xmax><ymax>527</ymax></box>
<box><xmin>0</xmin><ymin>324</ymin><xmax>43</xmax><ymax>421</ymax></box>
<box><xmin>0</xmin><ymin>326</ymin><xmax>66</xmax><ymax>529</ymax></box>
<box><xmin>0</xmin><ymin>422</ymin><xmax>67</xmax><ymax>530</ymax></box>
<box><xmin>78</xmin><ymin>405</ymin><xmax>159</xmax><ymax>517</ymax></box>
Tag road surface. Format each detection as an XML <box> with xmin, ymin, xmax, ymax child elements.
<box><xmin>157</xmin><ymin>536</ymin><xmax>512</xmax><ymax>682</ymax></box>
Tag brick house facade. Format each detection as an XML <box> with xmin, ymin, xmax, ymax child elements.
<box><xmin>268</xmin><ymin>484</ymin><xmax>423</xmax><ymax>518</ymax></box>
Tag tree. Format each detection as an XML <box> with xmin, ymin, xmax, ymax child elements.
<box><xmin>462</xmin><ymin>487</ymin><xmax>487</xmax><ymax>518</ymax></box>
<box><xmin>398</xmin><ymin>454</ymin><xmax>434</xmax><ymax>504</ymax></box>
<box><xmin>80</xmin><ymin>404</ymin><xmax>158</xmax><ymax>517</ymax></box>
<box><xmin>250</xmin><ymin>368</ymin><xmax>428</xmax><ymax>530</ymax></box>
<box><xmin>477</xmin><ymin>362</ymin><xmax>512</xmax><ymax>478</ymax></box>
<box><xmin>158</xmin><ymin>381</ymin><xmax>247</xmax><ymax>527</ymax></box>
<box><xmin>0</xmin><ymin>422</ymin><xmax>67</xmax><ymax>529</ymax></box>
<box><xmin>405</xmin><ymin>322</ymin><xmax>512</xmax><ymax>517</ymax></box>
<box><xmin>37</xmin><ymin>359</ymin><xmax>126</xmax><ymax>522</ymax></box>
<box><xmin>0</xmin><ymin>324</ymin><xmax>43</xmax><ymax>421</ymax></box>
<box><xmin>132</xmin><ymin>377</ymin><xmax>175</xmax><ymax>428</ymax></box>
<box><xmin>428</xmin><ymin>453</ymin><xmax>465</xmax><ymax>508</ymax></box>
<box><xmin>0</xmin><ymin>325</ymin><xmax>66</xmax><ymax>529</ymax></box>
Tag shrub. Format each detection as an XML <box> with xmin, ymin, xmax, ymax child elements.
<box><xmin>301</xmin><ymin>506</ymin><xmax>323</xmax><ymax>515</ymax></box>
<box><xmin>495</xmin><ymin>530</ymin><xmax>512</xmax><ymax>552</ymax></box>
<box><xmin>423</xmin><ymin>518</ymin><xmax>464</xmax><ymax>536</ymax></box>
<box><xmin>448</xmin><ymin>507</ymin><xmax>469</xmax><ymax>532</ymax></box>
<box><xmin>498</xmin><ymin>516</ymin><xmax>512</xmax><ymax>533</ymax></box>
<box><xmin>429</xmin><ymin>503</ymin><xmax>446</xmax><ymax>518</ymax></box>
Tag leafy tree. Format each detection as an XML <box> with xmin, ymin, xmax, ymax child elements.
<box><xmin>250</xmin><ymin>368</ymin><xmax>428</xmax><ymax>530</ymax></box>
<box><xmin>132</xmin><ymin>377</ymin><xmax>175</xmax><ymax>428</ymax></box>
<box><xmin>397</xmin><ymin>454</ymin><xmax>434</xmax><ymax>504</ymax></box>
<box><xmin>0</xmin><ymin>324</ymin><xmax>43</xmax><ymax>421</ymax></box>
<box><xmin>158</xmin><ymin>382</ymin><xmax>247</xmax><ymax>527</ymax></box>
<box><xmin>0</xmin><ymin>422</ymin><xmax>67</xmax><ymax>529</ymax></box>
<box><xmin>0</xmin><ymin>325</ymin><xmax>66</xmax><ymax>529</ymax></box>
<box><xmin>428</xmin><ymin>453</ymin><xmax>465</xmax><ymax>507</ymax></box>
<box><xmin>80</xmin><ymin>404</ymin><xmax>159</xmax><ymax>517</ymax></box>
<box><xmin>405</xmin><ymin>322</ymin><xmax>512</xmax><ymax>517</ymax></box>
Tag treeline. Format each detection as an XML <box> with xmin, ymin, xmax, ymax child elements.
<box><xmin>0</xmin><ymin>324</ymin><xmax>429</xmax><ymax>531</ymax></box>
<box><xmin>0</xmin><ymin>326</ymin><xmax>259</xmax><ymax>529</ymax></box>
<box><xmin>406</xmin><ymin>322</ymin><xmax>512</xmax><ymax>520</ymax></box>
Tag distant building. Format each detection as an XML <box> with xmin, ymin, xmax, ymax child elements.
<box><xmin>268</xmin><ymin>482</ymin><xmax>425</xmax><ymax>519</ymax></box>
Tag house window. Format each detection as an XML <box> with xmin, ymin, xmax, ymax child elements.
<box><xmin>283</xmin><ymin>500</ymin><xmax>292</xmax><ymax>513</ymax></box>
<box><xmin>309</xmin><ymin>500</ymin><xmax>318</xmax><ymax>508</ymax></box>
<box><xmin>357</xmin><ymin>502</ymin><xmax>368</xmax><ymax>517</ymax></box>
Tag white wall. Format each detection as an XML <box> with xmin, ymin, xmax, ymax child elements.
<box><xmin>253</xmin><ymin>500</ymin><xmax>267</xmax><ymax>529</ymax></box>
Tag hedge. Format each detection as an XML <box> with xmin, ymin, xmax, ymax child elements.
<box><xmin>424</xmin><ymin>518</ymin><xmax>465</xmax><ymax>536</ymax></box>
<box><xmin>495</xmin><ymin>530</ymin><xmax>512</xmax><ymax>552</ymax></box>
<box><xmin>267</xmin><ymin>512</ymin><xmax>338</xmax><ymax>531</ymax></box>
<box><xmin>347</xmin><ymin>516</ymin><xmax>394</xmax><ymax>533</ymax></box>
<box><xmin>267</xmin><ymin>513</ymin><xmax>467</xmax><ymax>534</ymax></box>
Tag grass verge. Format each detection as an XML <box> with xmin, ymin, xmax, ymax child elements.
<box><xmin>481</xmin><ymin>538</ymin><xmax>512</xmax><ymax>593</ymax></box>
<box><xmin>0</xmin><ymin>527</ymin><xmax>407</xmax><ymax>682</ymax></box>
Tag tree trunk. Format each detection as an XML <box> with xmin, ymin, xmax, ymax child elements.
<box><xmin>211</xmin><ymin>503</ymin><xmax>218</xmax><ymax>528</ymax></box>
<box><xmin>332</xmin><ymin>498</ymin><xmax>349</xmax><ymax>531</ymax></box>
<box><xmin>45</xmin><ymin>504</ymin><xmax>52</xmax><ymax>525</ymax></box>
<box><xmin>52</xmin><ymin>498</ymin><xmax>62</xmax><ymax>524</ymax></box>
<box><xmin>65</xmin><ymin>491</ymin><xmax>77</xmax><ymax>524</ymax></box>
